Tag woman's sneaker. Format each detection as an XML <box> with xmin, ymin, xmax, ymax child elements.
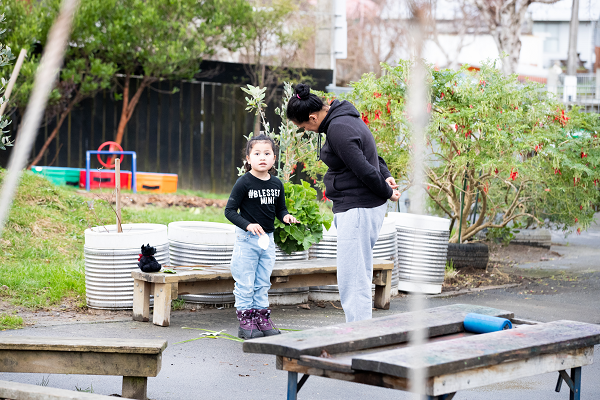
<box><xmin>236</xmin><ymin>309</ymin><xmax>264</xmax><ymax>339</ymax></box>
<box><xmin>255</xmin><ymin>308</ymin><xmax>281</xmax><ymax>336</ymax></box>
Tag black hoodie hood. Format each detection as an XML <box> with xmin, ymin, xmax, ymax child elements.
<box><xmin>318</xmin><ymin>100</ymin><xmax>360</xmax><ymax>134</ymax></box>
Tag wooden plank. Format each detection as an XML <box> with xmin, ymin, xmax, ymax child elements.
<box><xmin>122</xmin><ymin>376</ymin><xmax>147</xmax><ymax>400</ymax></box>
<box><xmin>280</xmin><ymin>357</ymin><xmax>411</xmax><ymax>391</ymax></box>
<box><xmin>373</xmin><ymin>269</ymin><xmax>391</xmax><ymax>309</ymax></box>
<box><xmin>152</xmin><ymin>283</ymin><xmax>172</xmax><ymax>327</ymax></box>
<box><xmin>429</xmin><ymin>346</ymin><xmax>593</xmax><ymax>396</ymax></box>
<box><xmin>297</xmin><ymin>332</ymin><xmax>475</xmax><ymax>373</ymax></box>
<box><xmin>351</xmin><ymin>320</ymin><xmax>600</xmax><ymax>379</ymax></box>
<box><xmin>132</xmin><ymin>280</ymin><xmax>151</xmax><ymax>322</ymax></box>
<box><xmin>0</xmin><ymin>337</ymin><xmax>166</xmax><ymax>354</ymax></box>
<box><xmin>0</xmin><ymin>350</ymin><xmax>162</xmax><ymax>377</ymax></box>
<box><xmin>0</xmin><ymin>380</ymin><xmax>124</xmax><ymax>400</ymax></box>
<box><xmin>131</xmin><ymin>258</ymin><xmax>393</xmax><ymax>283</ymax></box>
<box><xmin>243</xmin><ymin>304</ymin><xmax>513</xmax><ymax>358</ymax></box>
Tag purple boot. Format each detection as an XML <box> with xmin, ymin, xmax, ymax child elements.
<box><xmin>236</xmin><ymin>309</ymin><xmax>264</xmax><ymax>339</ymax></box>
<box><xmin>255</xmin><ymin>308</ymin><xmax>281</xmax><ymax>336</ymax></box>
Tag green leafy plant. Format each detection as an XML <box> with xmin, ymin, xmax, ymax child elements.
<box><xmin>275</xmin><ymin>181</ymin><xmax>332</xmax><ymax>254</ymax></box>
<box><xmin>330</xmin><ymin>59</ymin><xmax>600</xmax><ymax>241</ymax></box>
<box><xmin>172</xmin><ymin>298</ymin><xmax>186</xmax><ymax>310</ymax></box>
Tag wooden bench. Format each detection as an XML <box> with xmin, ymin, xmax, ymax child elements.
<box><xmin>0</xmin><ymin>337</ymin><xmax>167</xmax><ymax>400</ymax></box>
<box><xmin>131</xmin><ymin>258</ymin><xmax>394</xmax><ymax>327</ymax></box>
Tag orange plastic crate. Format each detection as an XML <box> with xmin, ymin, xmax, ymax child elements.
<box><xmin>136</xmin><ymin>172</ymin><xmax>178</xmax><ymax>193</ymax></box>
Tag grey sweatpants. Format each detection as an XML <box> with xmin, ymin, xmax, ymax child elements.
<box><xmin>334</xmin><ymin>203</ymin><xmax>387</xmax><ymax>322</ymax></box>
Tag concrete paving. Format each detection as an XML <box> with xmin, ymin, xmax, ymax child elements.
<box><xmin>1</xmin><ymin>217</ymin><xmax>599</xmax><ymax>399</ymax></box>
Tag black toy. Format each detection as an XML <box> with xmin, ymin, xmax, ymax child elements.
<box><xmin>138</xmin><ymin>244</ymin><xmax>161</xmax><ymax>273</ymax></box>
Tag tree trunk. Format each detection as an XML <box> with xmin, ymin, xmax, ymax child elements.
<box><xmin>114</xmin><ymin>75</ymin><xmax>155</xmax><ymax>147</ymax></box>
<box><xmin>474</xmin><ymin>0</ymin><xmax>560</xmax><ymax>76</ymax></box>
<box><xmin>28</xmin><ymin>94</ymin><xmax>80</xmax><ymax>169</ymax></box>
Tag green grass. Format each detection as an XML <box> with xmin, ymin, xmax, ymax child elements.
<box><xmin>0</xmin><ymin>170</ymin><xmax>230</xmax><ymax>309</ymax></box>
<box><xmin>0</xmin><ymin>313</ymin><xmax>24</xmax><ymax>330</ymax></box>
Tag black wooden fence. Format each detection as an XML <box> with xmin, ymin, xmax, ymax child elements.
<box><xmin>1</xmin><ymin>61</ymin><xmax>333</xmax><ymax>193</ymax></box>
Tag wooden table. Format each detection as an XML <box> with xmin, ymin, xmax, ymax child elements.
<box><xmin>131</xmin><ymin>258</ymin><xmax>394</xmax><ymax>327</ymax></box>
<box><xmin>243</xmin><ymin>304</ymin><xmax>600</xmax><ymax>400</ymax></box>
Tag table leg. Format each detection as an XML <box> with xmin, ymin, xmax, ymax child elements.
<box><xmin>132</xmin><ymin>280</ymin><xmax>151</xmax><ymax>322</ymax></box>
<box><xmin>373</xmin><ymin>270</ymin><xmax>391</xmax><ymax>309</ymax></box>
<box><xmin>287</xmin><ymin>371</ymin><xmax>298</xmax><ymax>400</ymax></box>
<box><xmin>570</xmin><ymin>367</ymin><xmax>581</xmax><ymax>400</ymax></box>
<box><xmin>152</xmin><ymin>283</ymin><xmax>172</xmax><ymax>327</ymax></box>
<box><xmin>122</xmin><ymin>376</ymin><xmax>147</xmax><ymax>400</ymax></box>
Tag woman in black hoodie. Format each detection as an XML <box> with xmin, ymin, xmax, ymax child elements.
<box><xmin>287</xmin><ymin>83</ymin><xmax>400</xmax><ymax>322</ymax></box>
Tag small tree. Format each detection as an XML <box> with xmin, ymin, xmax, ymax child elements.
<box><xmin>239</xmin><ymin>0</ymin><xmax>314</xmax><ymax>133</ymax></box>
<box><xmin>473</xmin><ymin>0</ymin><xmax>560</xmax><ymax>75</ymax></box>
<box><xmin>241</xmin><ymin>83</ymin><xmax>332</xmax><ymax>253</ymax></box>
<box><xmin>100</xmin><ymin>0</ymin><xmax>251</xmax><ymax>147</ymax></box>
<box><xmin>330</xmin><ymin>60</ymin><xmax>600</xmax><ymax>242</ymax></box>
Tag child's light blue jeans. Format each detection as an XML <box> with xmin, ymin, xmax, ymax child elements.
<box><xmin>230</xmin><ymin>227</ymin><xmax>275</xmax><ymax>311</ymax></box>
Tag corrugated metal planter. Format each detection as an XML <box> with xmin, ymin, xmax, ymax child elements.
<box><xmin>84</xmin><ymin>223</ymin><xmax>169</xmax><ymax>310</ymax></box>
<box><xmin>168</xmin><ymin>222</ymin><xmax>236</xmax><ymax>305</ymax></box>
<box><xmin>387</xmin><ymin>212</ymin><xmax>450</xmax><ymax>294</ymax></box>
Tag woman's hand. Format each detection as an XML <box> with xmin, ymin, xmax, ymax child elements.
<box><xmin>390</xmin><ymin>190</ymin><xmax>400</xmax><ymax>202</ymax></box>
<box><xmin>283</xmin><ymin>214</ymin><xmax>299</xmax><ymax>224</ymax></box>
<box><xmin>385</xmin><ymin>177</ymin><xmax>399</xmax><ymax>189</ymax></box>
<box><xmin>246</xmin><ymin>223</ymin><xmax>265</xmax><ymax>236</ymax></box>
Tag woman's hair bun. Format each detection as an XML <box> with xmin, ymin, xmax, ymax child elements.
<box><xmin>294</xmin><ymin>83</ymin><xmax>311</xmax><ymax>100</ymax></box>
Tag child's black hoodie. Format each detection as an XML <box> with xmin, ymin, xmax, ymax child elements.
<box><xmin>318</xmin><ymin>100</ymin><xmax>393</xmax><ymax>214</ymax></box>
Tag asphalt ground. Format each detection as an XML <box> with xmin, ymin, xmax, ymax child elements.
<box><xmin>1</xmin><ymin>217</ymin><xmax>599</xmax><ymax>399</ymax></box>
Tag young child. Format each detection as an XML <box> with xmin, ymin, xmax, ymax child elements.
<box><xmin>224</xmin><ymin>134</ymin><xmax>299</xmax><ymax>339</ymax></box>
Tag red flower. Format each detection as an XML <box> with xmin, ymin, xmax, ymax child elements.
<box><xmin>465</xmin><ymin>130</ymin><xmax>472</xmax><ymax>138</ymax></box>
<box><xmin>440</xmin><ymin>92</ymin><xmax>445</xmax><ymax>99</ymax></box>
<box><xmin>545</xmin><ymin>188</ymin><xmax>550</xmax><ymax>192</ymax></box>
<box><xmin>494</xmin><ymin>168</ymin><xmax>499</xmax><ymax>174</ymax></box>
<box><xmin>386</xmin><ymin>99</ymin><xmax>391</xmax><ymax>114</ymax></box>
<box><xmin>580</xmin><ymin>205</ymin><xmax>583</xmax><ymax>210</ymax></box>
<box><xmin>534</xmin><ymin>144</ymin><xmax>541</xmax><ymax>152</ymax></box>
<box><xmin>554</xmin><ymin>168</ymin><xmax>561</xmax><ymax>175</ymax></box>
<box><xmin>581</xmin><ymin>152</ymin><xmax>587</xmax><ymax>158</ymax></box>
<box><xmin>292</xmin><ymin>164</ymin><xmax>297</xmax><ymax>172</ymax></box>
<box><xmin>361</xmin><ymin>113</ymin><xmax>369</xmax><ymax>125</ymax></box>
<box><xmin>322</xmin><ymin>189</ymin><xmax>328</xmax><ymax>202</ymax></box>
<box><xmin>373</xmin><ymin>110</ymin><xmax>382</xmax><ymax>120</ymax></box>
<box><xmin>373</xmin><ymin>92</ymin><xmax>382</xmax><ymax>98</ymax></box>
<box><xmin>575</xmin><ymin>218</ymin><xmax>578</xmax><ymax>223</ymax></box>
<box><xmin>577</xmin><ymin>227</ymin><xmax>581</xmax><ymax>235</ymax></box>
<box><xmin>509</xmin><ymin>169</ymin><xmax>518</xmax><ymax>181</ymax></box>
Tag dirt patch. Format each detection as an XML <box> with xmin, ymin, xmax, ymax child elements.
<box><xmin>488</xmin><ymin>242</ymin><xmax>563</xmax><ymax>266</ymax></box>
<box><xmin>442</xmin><ymin>264</ymin><xmax>529</xmax><ymax>292</ymax></box>
<box><xmin>78</xmin><ymin>191</ymin><xmax>227</xmax><ymax>209</ymax></box>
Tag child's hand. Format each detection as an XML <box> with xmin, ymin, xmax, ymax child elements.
<box><xmin>246</xmin><ymin>223</ymin><xmax>265</xmax><ymax>236</ymax></box>
<box><xmin>283</xmin><ymin>214</ymin><xmax>299</xmax><ymax>224</ymax></box>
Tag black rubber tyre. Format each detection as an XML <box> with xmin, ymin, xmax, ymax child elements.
<box><xmin>446</xmin><ymin>243</ymin><xmax>489</xmax><ymax>269</ymax></box>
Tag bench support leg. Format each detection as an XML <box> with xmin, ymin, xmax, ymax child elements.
<box><xmin>133</xmin><ymin>280</ymin><xmax>151</xmax><ymax>322</ymax></box>
<box><xmin>556</xmin><ymin>367</ymin><xmax>581</xmax><ymax>400</ymax></box>
<box><xmin>373</xmin><ymin>270</ymin><xmax>391</xmax><ymax>310</ymax></box>
<box><xmin>122</xmin><ymin>376</ymin><xmax>147</xmax><ymax>400</ymax></box>
<box><xmin>153</xmin><ymin>283</ymin><xmax>172</xmax><ymax>327</ymax></box>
